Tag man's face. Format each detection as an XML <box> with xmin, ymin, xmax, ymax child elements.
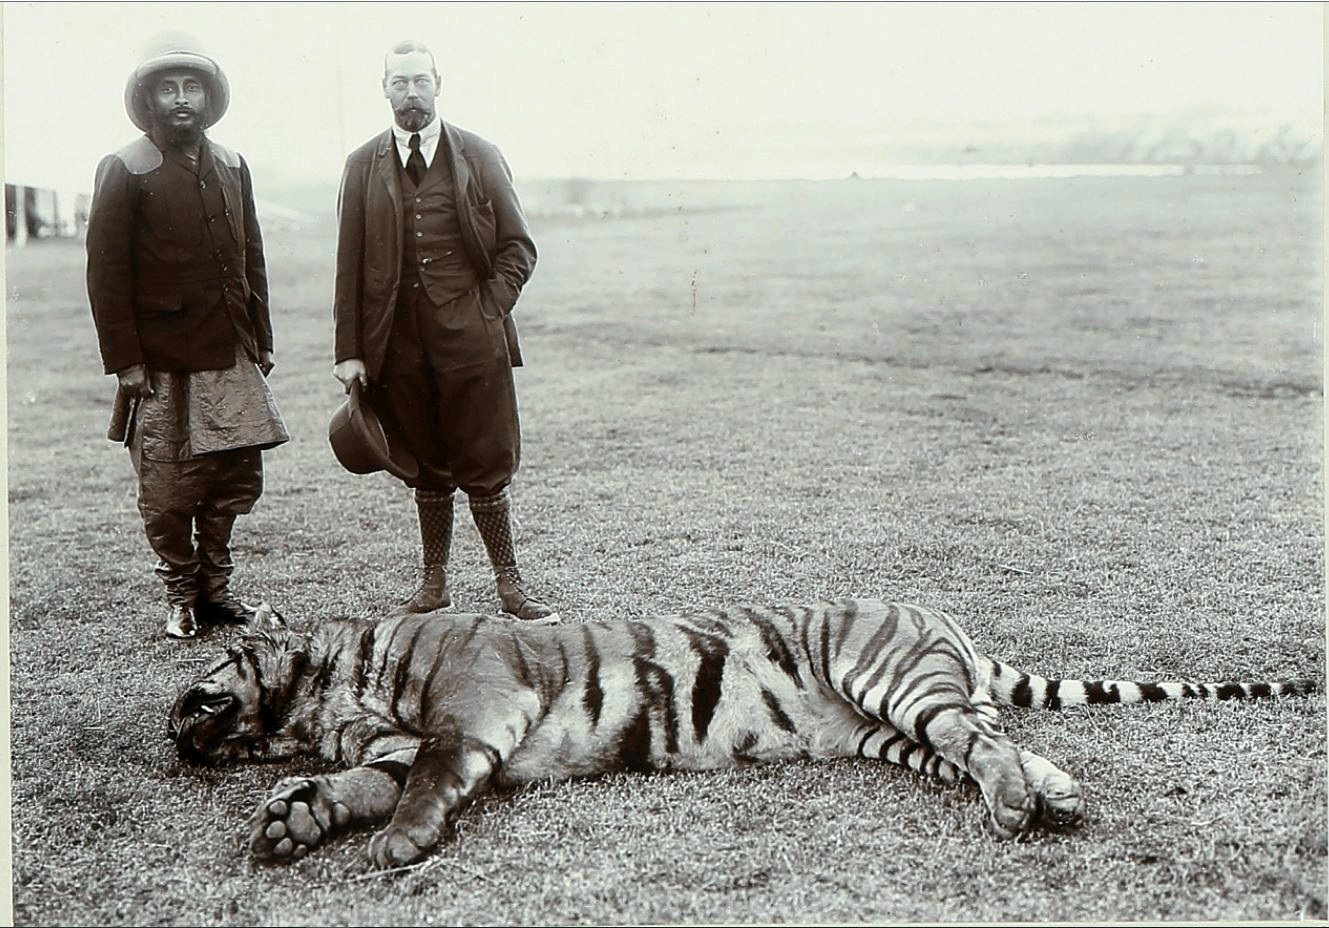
<box><xmin>383</xmin><ymin>51</ymin><xmax>439</xmax><ymax>131</ymax></box>
<box><xmin>148</xmin><ymin>69</ymin><xmax>208</xmax><ymax>132</ymax></box>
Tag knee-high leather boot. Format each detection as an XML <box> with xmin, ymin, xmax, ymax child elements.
<box><xmin>192</xmin><ymin>507</ymin><xmax>254</xmax><ymax>623</ymax></box>
<box><xmin>468</xmin><ymin>488</ymin><xmax>555</xmax><ymax>621</ymax></box>
<box><xmin>192</xmin><ymin>448</ymin><xmax>264</xmax><ymax>625</ymax></box>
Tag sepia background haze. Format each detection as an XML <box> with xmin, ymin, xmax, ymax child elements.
<box><xmin>2</xmin><ymin>0</ymin><xmax>1324</xmax><ymax>193</ymax></box>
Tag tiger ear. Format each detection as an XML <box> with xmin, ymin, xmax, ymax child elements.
<box><xmin>244</xmin><ymin>601</ymin><xmax>287</xmax><ymax>631</ymax></box>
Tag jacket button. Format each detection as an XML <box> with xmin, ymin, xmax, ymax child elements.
<box><xmin>415</xmin><ymin>231</ymin><xmax>423</xmax><ymax>238</ymax></box>
<box><xmin>415</xmin><ymin>213</ymin><xmax>422</xmax><ymax>220</ymax></box>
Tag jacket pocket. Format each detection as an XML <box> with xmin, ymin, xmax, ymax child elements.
<box><xmin>478</xmin><ymin>277</ymin><xmax>516</xmax><ymax>319</ymax></box>
<box><xmin>135</xmin><ymin>291</ymin><xmax>185</xmax><ymax>315</ymax></box>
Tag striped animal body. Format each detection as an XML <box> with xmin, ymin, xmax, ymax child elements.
<box><xmin>167</xmin><ymin>600</ymin><xmax>1314</xmax><ymax>869</ymax></box>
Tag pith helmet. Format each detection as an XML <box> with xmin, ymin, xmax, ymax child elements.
<box><xmin>328</xmin><ymin>381</ymin><xmax>420</xmax><ymax>483</ymax></box>
<box><xmin>124</xmin><ymin>31</ymin><xmax>231</xmax><ymax>131</ymax></box>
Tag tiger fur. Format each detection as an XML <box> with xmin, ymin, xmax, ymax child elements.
<box><xmin>167</xmin><ymin>599</ymin><xmax>1316</xmax><ymax>869</ymax></box>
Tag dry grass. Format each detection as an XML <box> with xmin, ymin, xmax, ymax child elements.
<box><xmin>6</xmin><ymin>169</ymin><xmax>1325</xmax><ymax>925</ymax></box>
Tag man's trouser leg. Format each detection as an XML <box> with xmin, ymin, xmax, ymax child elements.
<box><xmin>194</xmin><ymin>447</ymin><xmax>264</xmax><ymax>623</ymax></box>
<box><xmin>382</xmin><ymin>283</ymin><xmax>552</xmax><ymax>619</ymax></box>
<box><xmin>135</xmin><ymin>455</ymin><xmax>208</xmax><ymax>638</ymax></box>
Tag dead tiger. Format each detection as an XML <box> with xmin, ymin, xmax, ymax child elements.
<box><xmin>167</xmin><ymin>600</ymin><xmax>1316</xmax><ymax>869</ymax></box>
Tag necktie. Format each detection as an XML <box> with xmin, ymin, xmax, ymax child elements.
<box><xmin>406</xmin><ymin>133</ymin><xmax>426</xmax><ymax>186</ymax></box>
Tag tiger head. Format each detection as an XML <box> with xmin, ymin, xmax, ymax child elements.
<box><xmin>168</xmin><ymin>606</ymin><xmax>309</xmax><ymax>767</ymax></box>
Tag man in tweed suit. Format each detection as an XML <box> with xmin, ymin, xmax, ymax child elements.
<box><xmin>332</xmin><ymin>40</ymin><xmax>553</xmax><ymax>621</ymax></box>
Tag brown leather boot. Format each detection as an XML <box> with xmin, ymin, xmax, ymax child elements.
<box><xmin>495</xmin><ymin>567</ymin><xmax>556</xmax><ymax>621</ymax></box>
<box><xmin>196</xmin><ymin>592</ymin><xmax>259</xmax><ymax>626</ymax></box>
<box><xmin>404</xmin><ymin>564</ymin><xmax>451</xmax><ymax>613</ymax></box>
<box><xmin>165</xmin><ymin>604</ymin><xmax>198</xmax><ymax>639</ymax></box>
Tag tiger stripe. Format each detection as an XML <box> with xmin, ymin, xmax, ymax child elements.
<box><xmin>679</xmin><ymin>626</ymin><xmax>728</xmax><ymax>742</ymax></box>
<box><xmin>349</xmin><ymin>625</ymin><xmax>375</xmax><ymax>697</ymax></box>
<box><xmin>581</xmin><ymin>624</ymin><xmax>605</xmax><ymax>725</ymax></box>
<box><xmin>760</xmin><ymin>687</ymin><xmax>797</xmax><ymax>733</ymax></box>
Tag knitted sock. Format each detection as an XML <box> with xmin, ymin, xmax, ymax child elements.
<box><xmin>469</xmin><ymin>488</ymin><xmax>516</xmax><ymax>572</ymax></box>
<box><xmin>415</xmin><ymin>488</ymin><xmax>454</xmax><ymax>568</ymax></box>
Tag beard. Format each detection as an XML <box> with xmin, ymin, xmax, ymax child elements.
<box><xmin>149</xmin><ymin>106</ymin><xmax>206</xmax><ymax>148</ymax></box>
<box><xmin>394</xmin><ymin>102</ymin><xmax>434</xmax><ymax>132</ymax></box>
<box><xmin>163</xmin><ymin>121</ymin><xmax>205</xmax><ymax>148</ymax></box>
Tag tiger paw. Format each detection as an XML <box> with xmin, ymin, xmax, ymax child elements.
<box><xmin>366</xmin><ymin>824</ymin><xmax>431</xmax><ymax>870</ymax></box>
<box><xmin>1019</xmin><ymin>751</ymin><xmax>1085</xmax><ymax>829</ymax></box>
<box><xmin>969</xmin><ymin>743</ymin><xmax>1038</xmax><ymax>840</ymax></box>
<box><xmin>980</xmin><ymin>778</ymin><xmax>1038</xmax><ymax>840</ymax></box>
<box><xmin>247</xmin><ymin>776</ymin><xmax>352</xmax><ymax>862</ymax></box>
<box><xmin>1035</xmin><ymin>774</ymin><xmax>1085</xmax><ymax>829</ymax></box>
<box><xmin>983</xmin><ymin>787</ymin><xmax>1041</xmax><ymax>840</ymax></box>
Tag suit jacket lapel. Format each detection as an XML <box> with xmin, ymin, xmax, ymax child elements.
<box><xmin>441</xmin><ymin>120</ymin><xmax>492</xmax><ymax>277</ymax></box>
<box><xmin>442</xmin><ymin>120</ymin><xmax>470</xmax><ymax>201</ymax></box>
<box><xmin>374</xmin><ymin>130</ymin><xmax>404</xmax><ymax>255</ymax></box>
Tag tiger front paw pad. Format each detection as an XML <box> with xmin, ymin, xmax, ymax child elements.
<box><xmin>367</xmin><ymin>824</ymin><xmax>429</xmax><ymax>870</ymax></box>
<box><xmin>247</xmin><ymin>777</ymin><xmax>351</xmax><ymax>862</ymax></box>
<box><xmin>982</xmin><ymin>786</ymin><xmax>1038</xmax><ymax>841</ymax></box>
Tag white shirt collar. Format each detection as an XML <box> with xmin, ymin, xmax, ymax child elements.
<box><xmin>391</xmin><ymin>116</ymin><xmax>442</xmax><ymax>168</ymax></box>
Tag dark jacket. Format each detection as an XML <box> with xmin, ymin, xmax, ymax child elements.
<box><xmin>333</xmin><ymin>120</ymin><xmax>536</xmax><ymax>379</ymax></box>
<box><xmin>86</xmin><ymin>135</ymin><xmax>271</xmax><ymax>374</ymax></box>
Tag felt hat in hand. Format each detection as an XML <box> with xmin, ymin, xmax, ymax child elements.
<box><xmin>328</xmin><ymin>381</ymin><xmax>419</xmax><ymax>482</ymax></box>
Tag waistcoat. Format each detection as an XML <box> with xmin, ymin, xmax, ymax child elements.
<box><xmin>399</xmin><ymin>150</ymin><xmax>477</xmax><ymax>306</ymax></box>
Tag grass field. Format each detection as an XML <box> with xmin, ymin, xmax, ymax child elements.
<box><xmin>6</xmin><ymin>169</ymin><xmax>1326</xmax><ymax>925</ymax></box>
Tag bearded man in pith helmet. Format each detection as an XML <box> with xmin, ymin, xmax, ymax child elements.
<box><xmin>86</xmin><ymin>31</ymin><xmax>288</xmax><ymax>641</ymax></box>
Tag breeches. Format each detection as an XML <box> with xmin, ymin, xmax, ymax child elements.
<box><xmin>379</xmin><ymin>282</ymin><xmax>519</xmax><ymax>495</ymax></box>
<box><xmin>133</xmin><ymin>446</ymin><xmax>264</xmax><ymax>601</ymax></box>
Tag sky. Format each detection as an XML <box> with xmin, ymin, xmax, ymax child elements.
<box><xmin>2</xmin><ymin>1</ymin><xmax>1323</xmax><ymax>191</ymax></box>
